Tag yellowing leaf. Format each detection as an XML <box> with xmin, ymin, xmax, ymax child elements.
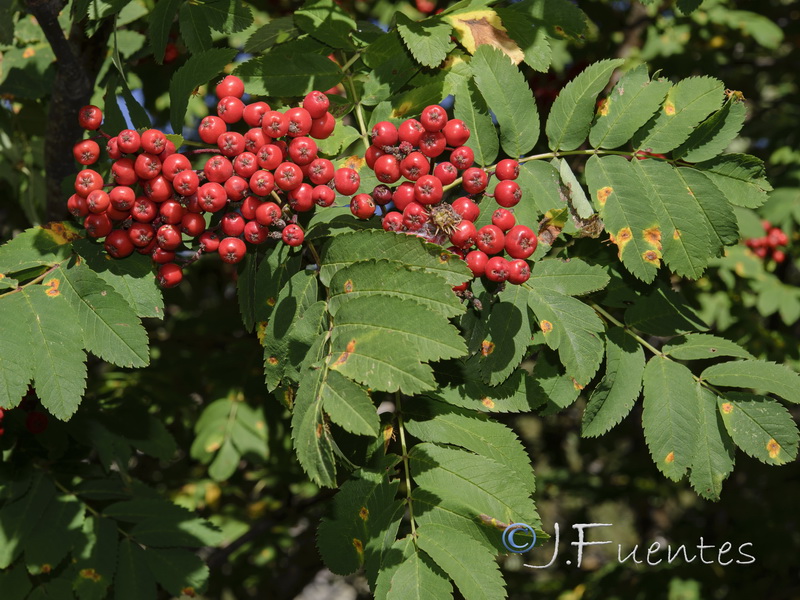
<box><xmin>446</xmin><ymin>10</ymin><xmax>525</xmax><ymax>64</ymax></box>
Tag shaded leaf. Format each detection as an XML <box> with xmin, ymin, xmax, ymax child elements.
<box><xmin>689</xmin><ymin>386</ymin><xmax>735</xmax><ymax>500</ymax></box>
<box><xmin>702</xmin><ymin>360</ymin><xmax>800</xmax><ymax>404</ymax></box>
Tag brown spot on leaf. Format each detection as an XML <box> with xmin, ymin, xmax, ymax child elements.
<box><xmin>182</xmin><ymin>587</ymin><xmax>197</xmax><ymax>598</ymax></box>
<box><xmin>721</xmin><ymin>402</ymin><xmax>733</xmax><ymax>414</ymax></box>
<box><xmin>481</xmin><ymin>340</ymin><xmax>495</xmax><ymax>356</ymax></box>
<box><xmin>266</xmin><ymin>297</ymin><xmax>277</xmax><ymax>307</ymax></box>
<box><xmin>44</xmin><ymin>278</ymin><xmax>60</xmax><ymax>297</ymax></box>
<box><xmin>257</xmin><ymin>322</ymin><xmax>268</xmax><ymax>343</ymax></box>
<box><xmin>597</xmin><ymin>98</ymin><xmax>610</xmax><ymax>116</ymax></box>
<box><xmin>686</xmin><ymin>186</ymin><xmax>695</xmax><ymax>197</ymax></box>
<box><xmin>344</xmin><ymin>156</ymin><xmax>364</xmax><ymax>171</ymax></box>
<box><xmin>332</xmin><ymin>339</ymin><xmax>357</xmax><ymax>367</ymax></box>
<box><xmin>540</xmin><ymin>320</ymin><xmax>553</xmax><ymax>334</ymax></box>
<box><xmin>572</xmin><ymin>378</ymin><xmax>584</xmax><ymax>391</ymax></box>
<box><xmin>383</xmin><ymin>424</ymin><xmax>394</xmax><ymax>452</ymax></box>
<box><xmin>44</xmin><ymin>221</ymin><xmax>81</xmax><ymax>244</ymax></box>
<box><xmin>343</xmin><ymin>279</ymin><xmax>354</xmax><ymax>293</ymax></box>
<box><xmin>481</xmin><ymin>397</ymin><xmax>495</xmax><ymax>409</ymax></box>
<box><xmin>447</xmin><ymin>11</ymin><xmax>525</xmax><ymax>64</ymax></box>
<box><xmin>643</xmin><ymin>226</ymin><xmax>662</xmax><ymax>250</ymax></box>
<box><xmin>79</xmin><ymin>569</ymin><xmax>102</xmax><ymax>582</ymax></box>
<box><xmin>673</xmin><ymin>229</ymin><xmax>682</xmax><ymax>240</ymax></box>
<box><xmin>23</xmin><ymin>47</ymin><xmax>35</xmax><ymax>59</ymax></box>
<box><xmin>554</xmin><ymin>25</ymin><xmax>566</xmax><ymax>37</ymax></box>
<box><xmin>664</xmin><ymin>100</ymin><xmax>676</xmax><ymax>116</ymax></box>
<box><xmin>438</xmin><ymin>252</ymin><xmax>451</xmax><ymax>263</ymax></box>
<box><xmin>359</xmin><ymin>506</ymin><xmax>369</xmax><ymax>521</ymax></box>
<box><xmin>267</xmin><ymin>356</ymin><xmax>279</xmax><ymax>366</ymax></box>
<box><xmin>643</xmin><ymin>250</ymin><xmax>661</xmax><ymax>265</ymax></box>
<box><xmin>767</xmin><ymin>439</ymin><xmax>781</xmax><ymax>459</ymax></box>
<box><xmin>665</xmin><ymin>451</ymin><xmax>675</xmax><ymax>464</ymax></box>
<box><xmin>41</xmin><ymin>564</ymin><xmax>52</xmax><ymax>574</ymax></box>
<box><xmin>597</xmin><ymin>186</ymin><xmax>613</xmax><ymax>206</ymax></box>
<box><xmin>316</xmin><ymin>423</ymin><xmax>324</xmax><ymax>439</ymax></box>
<box><xmin>353</xmin><ymin>538</ymin><xmax>364</xmax><ymax>554</ymax></box>
<box><xmin>479</xmin><ymin>514</ymin><xmax>510</xmax><ymax>530</ymax></box>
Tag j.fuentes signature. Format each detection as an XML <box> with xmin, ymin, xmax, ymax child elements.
<box><xmin>503</xmin><ymin>523</ymin><xmax>755</xmax><ymax>568</ymax></box>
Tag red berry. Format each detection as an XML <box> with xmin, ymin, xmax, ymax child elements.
<box><xmin>414</xmin><ymin>175</ymin><xmax>443</xmax><ymax>205</ymax></box>
<box><xmin>143</xmin><ymin>175</ymin><xmax>172</xmax><ymax>203</ymax></box>
<box><xmin>371</xmin><ymin>121</ymin><xmax>399</xmax><ymax>147</ymax></box>
<box><xmin>198</xmin><ymin>182</ymin><xmax>227</xmax><ymax>212</ymax></box>
<box><xmin>75</xmin><ymin>169</ymin><xmax>104</xmax><ymax>197</ymax></box>
<box><xmin>173</xmin><ymin>170</ymin><xmax>199</xmax><ymax>196</ymax></box>
<box><xmin>275</xmin><ymin>162</ymin><xmax>303</xmax><ymax>191</ymax></box>
<box><xmin>450</xmin><ymin>146</ymin><xmax>474</xmax><ymax>170</ymax></box>
<box><xmin>494</xmin><ymin>180</ymin><xmax>522</xmax><ymax>208</ymax></box>
<box><xmin>86</xmin><ymin>189</ymin><xmax>110</xmax><ymax>214</ymax></box>
<box><xmin>218</xmin><ymin>236</ymin><xmax>247</xmax><ymax>263</ymax></box>
<box><xmin>108</xmin><ymin>187</ymin><xmax>135</xmax><ymax>212</ymax></box>
<box><xmin>73</xmin><ymin>139</ymin><xmax>101</xmax><ymax>165</ymax></box>
<box><xmin>773</xmin><ymin>249</ymin><xmax>786</xmax><ymax>263</ymax></box>
<box><xmin>67</xmin><ymin>194</ymin><xmax>89</xmax><ymax>218</ymax></box>
<box><xmin>117</xmin><ymin>129</ymin><xmax>141</xmax><ymax>154</ymax></box>
<box><xmin>504</xmin><ymin>225</ymin><xmax>537</xmax><ymax>259</ymax></box>
<box><xmin>398</xmin><ymin>118</ymin><xmax>424</xmax><ymax>145</ymax></box>
<box><xmin>465</xmin><ymin>250</ymin><xmax>488</xmax><ymax>276</ymax></box>
<box><xmin>282</xmin><ymin>224</ymin><xmax>305</xmax><ymax>247</ymax></box>
<box><xmin>217</xmin><ymin>132</ymin><xmax>246</xmax><ymax>157</ymax></box>
<box><xmin>111</xmin><ymin>158</ymin><xmax>138</xmax><ymax>186</ymax></box>
<box><xmin>485</xmin><ymin>256</ymin><xmax>510</xmax><ymax>282</ymax></box>
<box><xmin>198</xmin><ymin>115</ymin><xmax>227</xmax><ymax>144</ymax></box>
<box><xmin>492</xmin><ymin>208</ymin><xmax>516</xmax><ymax>231</ymax></box>
<box><xmin>495</xmin><ymin>159</ymin><xmax>520</xmax><ymax>180</ymax></box>
<box><xmin>303</xmin><ymin>91</ymin><xmax>330</xmax><ymax>119</ymax></box>
<box><xmin>507</xmin><ymin>259</ymin><xmax>530</xmax><ymax>284</ymax></box>
<box><xmin>215</xmin><ymin>75</ymin><xmax>245</xmax><ymax>99</ymax></box>
<box><xmin>400</xmin><ymin>152</ymin><xmax>430</xmax><ymax>181</ymax></box>
<box><xmin>141</xmin><ymin>129</ymin><xmax>168</xmax><ymax>154</ymax></box>
<box><xmin>156</xmin><ymin>224</ymin><xmax>182</xmax><ymax>251</ymax></box>
<box><xmin>334</xmin><ymin>167</ymin><xmax>360</xmax><ymax>196</ymax></box>
<box><xmin>285</xmin><ymin>107</ymin><xmax>313</xmax><ymax>137</ymax></box>
<box><xmin>313</xmin><ymin>185</ymin><xmax>336</xmax><ymax>207</ymax></box>
<box><xmin>365</xmin><ymin>146</ymin><xmax>386</xmax><ymax>169</ymax></box>
<box><xmin>244</xmin><ymin>220</ymin><xmax>269</xmax><ymax>244</ymax></box>
<box><xmin>157</xmin><ymin>263</ymin><xmax>183</xmax><ymax>288</ymax></box>
<box><xmin>462</xmin><ymin>167</ymin><xmax>488</xmax><ymax>195</ymax></box>
<box><xmin>244</xmin><ymin>127</ymin><xmax>268</xmax><ymax>152</ymax></box>
<box><xmin>221</xmin><ymin>213</ymin><xmax>246</xmax><ymax>237</ymax></box>
<box><xmin>403</xmin><ymin>202</ymin><xmax>428</xmax><ymax>230</ymax></box>
<box><xmin>243</xmin><ymin>101</ymin><xmax>270</xmax><ymax>127</ymax></box>
<box><xmin>419</xmin><ymin>131</ymin><xmax>446</xmax><ymax>157</ymax></box>
<box><xmin>375</xmin><ymin>154</ymin><xmax>401</xmax><ymax>183</ymax></box>
<box><xmin>433</xmin><ymin>162</ymin><xmax>457</xmax><ymax>186</ymax></box>
<box><xmin>449</xmin><ymin>220</ymin><xmax>477</xmax><ymax>248</ymax></box>
<box><xmin>217</xmin><ymin>96</ymin><xmax>245</xmax><ymax>124</ymax></box>
<box><xmin>309</xmin><ymin>112</ymin><xmax>335</xmax><ymax>139</ymax></box>
<box><xmin>199</xmin><ymin>231</ymin><xmax>221</xmax><ymax>253</ymax></box>
<box><xmin>224</xmin><ymin>175</ymin><xmax>250</xmax><ymax>201</ymax></box>
<box><xmin>255</xmin><ymin>201</ymin><xmax>281</xmax><ymax>226</ymax></box>
<box><xmin>162</xmin><ymin>154</ymin><xmax>192</xmax><ymax>181</ymax></box>
<box><xmin>78</xmin><ymin>105</ymin><xmax>103</xmax><ymax>130</ymax></box>
<box><xmin>451</xmin><ymin>197</ymin><xmax>479</xmax><ymax>222</ymax></box>
<box><xmin>84</xmin><ymin>213</ymin><xmax>112</xmax><ymax>238</ymax></box>
<box><xmin>288</xmin><ymin>183</ymin><xmax>315</xmax><ymax>212</ymax></box>
<box><xmin>106</xmin><ymin>137</ymin><xmax>122</xmax><ymax>160</ymax></box>
<box><xmin>383</xmin><ymin>211</ymin><xmax>404</xmax><ymax>232</ymax></box>
<box><xmin>443</xmin><ymin>119</ymin><xmax>470</xmax><ymax>146</ymax></box>
<box><xmin>288</xmin><ymin>137</ymin><xmax>318</xmax><ymax>165</ymax></box>
<box><xmin>420</xmin><ymin>105</ymin><xmax>448</xmax><ymax>132</ymax></box>
<box><xmin>371</xmin><ymin>184</ymin><xmax>393</xmax><ymax>206</ymax></box>
<box><xmin>350</xmin><ymin>193</ymin><xmax>376</xmax><ymax>219</ymax></box>
<box><xmin>129</xmin><ymin>222</ymin><xmax>155</xmax><ymax>247</ymax></box>
<box><xmin>476</xmin><ymin>224</ymin><xmax>504</xmax><ymax>255</ymax></box>
<box><xmin>131</xmin><ymin>197</ymin><xmax>158</xmax><ymax>222</ymax></box>
<box><xmin>204</xmin><ymin>155</ymin><xmax>234</xmax><ymax>183</ymax></box>
<box><xmin>151</xmin><ymin>246</ymin><xmax>175</xmax><ymax>263</ymax></box>
<box><xmin>134</xmin><ymin>153</ymin><xmax>162</xmax><ymax>180</ymax></box>
<box><xmin>104</xmin><ymin>229</ymin><xmax>135</xmax><ymax>258</ymax></box>
<box><xmin>308</xmin><ymin>158</ymin><xmax>335</xmax><ymax>185</ymax></box>
<box><xmin>25</xmin><ymin>411</ymin><xmax>48</xmax><ymax>434</ymax></box>
<box><xmin>159</xmin><ymin>200</ymin><xmax>185</xmax><ymax>224</ymax></box>
<box><xmin>392</xmin><ymin>182</ymin><xmax>416</xmax><ymax>211</ymax></box>
<box><xmin>233</xmin><ymin>152</ymin><xmax>258</xmax><ymax>178</ymax></box>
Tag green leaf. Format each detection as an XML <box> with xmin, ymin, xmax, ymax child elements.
<box><xmin>554</xmin><ymin>157</ymin><xmax>593</xmax><ymax>219</ymax></box>
<box><xmin>114</xmin><ymin>539</ymin><xmax>156</xmax><ymax>600</ymax></box>
<box><xmin>24</xmin><ymin>495</ymin><xmax>84</xmax><ymax>573</ymax></box>
<box><xmin>54</xmin><ymin>263</ymin><xmax>149</xmax><ymax>368</ymax></box>
<box><xmin>73</xmin><ymin>516</ymin><xmax>118</xmax><ymax>600</ymax></box>
<box><xmin>386</xmin><ymin>550</ymin><xmax>453</xmax><ymax>600</ymax></box>
<box><xmin>582</xmin><ymin>327</ymin><xmax>644</xmax><ymax>438</ymax></box>
<box><xmin>496</xmin><ymin>5</ymin><xmax>551</xmax><ymax>72</ymax></box>
<box><xmin>642</xmin><ymin>356</ymin><xmax>699</xmax><ymax>481</ymax></box>
<box><xmin>179</xmin><ymin>2</ymin><xmax>212</xmax><ymax>55</ymax></box>
<box><xmin>129</xmin><ymin>516</ymin><xmax>222</xmax><ymax>548</ymax></box>
<box><xmin>718</xmin><ymin>393</ymin><xmax>799</xmax><ymax>465</ymax></box>
<box><xmin>208</xmin><ymin>438</ymin><xmax>239</xmax><ymax>482</ymax></box>
<box><xmin>453</xmin><ymin>77</ymin><xmax>499</xmax><ymax>166</ymax></box>
<box><xmin>431</xmin><ymin>366</ymin><xmax>545</xmax><ymax>414</ymax></box>
<box><xmin>20</xmin><ymin>286</ymin><xmax>87</xmax><ymax>421</ymax></box>
<box><xmin>417</xmin><ymin>522</ymin><xmax>505</xmax><ymax>600</ymax></box>
<box><xmin>144</xmin><ymin>548</ymin><xmax>208</xmax><ymax>597</ymax></box>
<box><xmin>234</xmin><ymin>52</ymin><xmax>343</xmax><ymax>97</ymax></box>
<box><xmin>528</xmin><ymin>258</ymin><xmax>610</xmax><ymax>296</ymax></box>
<box><xmin>629</xmin><ymin>158</ymin><xmax>716</xmax><ymax>278</ymax></box>
<box><xmin>701</xmin><ymin>360</ymin><xmax>800</xmax><ymax>404</ymax></box>
<box><xmin>589</xmin><ymin>64</ymin><xmax>671</xmax><ymax>149</ymax></box>
<box><xmin>662</xmin><ymin>334</ymin><xmax>753</xmax><ymax>361</ymax></box>
<box><xmin>404</xmin><ymin>399</ymin><xmax>535</xmax><ymax>490</ymax></box>
<box><xmin>262</xmin><ymin>271</ymin><xmax>319</xmax><ymax>391</ymax></box>
<box><xmin>295</xmin><ymin>0</ymin><xmax>356</xmax><ymax>49</ymax></box>
<box><xmin>516</xmin><ymin>160</ymin><xmax>563</xmax><ymax>216</ymax></box>
<box><xmin>244</xmin><ymin>16</ymin><xmax>298</xmax><ymax>53</ymax></box>
<box><xmin>328</xmin><ymin>295</ymin><xmax>466</xmax><ymax>394</ymax></box>
<box><xmin>202</xmin><ymin>0</ymin><xmax>253</xmax><ymax>33</ymax></box>
<box><xmin>148</xmin><ymin>0</ymin><xmax>181</xmax><ymax>64</ymax></box>
<box><xmin>512</xmin><ymin>0</ymin><xmax>589</xmax><ymax>41</ymax></box>
<box><xmin>0</xmin><ymin>292</ymin><xmax>35</xmax><ymax>409</ymax></box>
<box><xmin>0</xmin><ymin>224</ymin><xmax>76</xmax><ymax>274</ymax></box>
<box><xmin>675</xmin><ymin>167</ymin><xmax>739</xmax><ymax>250</ymax></box>
<box><xmin>470</xmin><ymin>45</ymin><xmax>539</xmax><ymax>157</ymax></box>
<box><xmin>546</xmin><ymin>58</ymin><xmax>624</xmax><ymax>151</ymax></box>
<box><xmin>322</xmin><ymin>370</ymin><xmax>379</xmax><ymax>437</ymax></box>
<box><xmin>328</xmin><ymin>259</ymin><xmax>464</xmax><ymax>318</ymax></box>
<box><xmin>169</xmin><ymin>48</ymin><xmax>238</xmax><ymax>135</ymax></box>
<box><xmin>674</xmin><ymin>97</ymin><xmax>747</xmax><ymax>163</ymax></box>
<box><xmin>254</xmin><ymin>244</ymin><xmax>303</xmax><ymax>324</ymax></box>
<box><xmin>689</xmin><ymin>386</ymin><xmax>734</xmax><ymax>500</ymax></box>
<box><xmin>584</xmin><ymin>155</ymin><xmax>661</xmax><ymax>282</ymax></box>
<box><xmin>532</xmin><ymin>351</ymin><xmax>581</xmax><ymax>415</ymax></box>
<box><xmin>409</xmin><ymin>442</ymin><xmax>539</xmax><ymax>526</ymax></box>
<box><xmin>396</xmin><ymin>13</ymin><xmax>453</xmax><ymax>68</ymax></box>
<box><xmin>0</xmin><ymin>473</ymin><xmax>56</xmax><ymax>569</ymax></box>
<box><xmin>625</xmin><ymin>285</ymin><xmax>708</xmax><ymax>336</ymax></box>
<box><xmin>317</xmin><ymin>461</ymin><xmax>402</xmax><ymax>576</ymax></box>
<box><xmin>478</xmin><ymin>285</ymin><xmax>535</xmax><ymax>386</ymax></box>
<box><xmin>0</xmin><ymin>565</ymin><xmax>32</xmax><ymax>600</ymax></box>
<box><xmin>632</xmin><ymin>76</ymin><xmax>725</xmax><ymax>154</ymax></box>
<box><xmin>695</xmin><ymin>153</ymin><xmax>773</xmax><ymax>208</ymax></box>
<box><xmin>321</xmin><ymin>230</ymin><xmax>471</xmax><ymax>287</ymax></box>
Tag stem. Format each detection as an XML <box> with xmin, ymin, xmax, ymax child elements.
<box><xmin>305</xmin><ymin>237</ymin><xmax>322</xmax><ymax>267</ymax></box>
<box><xmin>339</xmin><ymin>50</ymin><xmax>364</xmax><ymax>74</ymax></box>
<box><xmin>51</xmin><ymin>477</ymin><xmax>134</xmax><ymax>540</ymax></box>
<box><xmin>590</xmin><ymin>302</ymin><xmax>664</xmax><ymax>357</ymax></box>
<box><xmin>395</xmin><ymin>392</ymin><xmax>417</xmax><ymax>543</ymax></box>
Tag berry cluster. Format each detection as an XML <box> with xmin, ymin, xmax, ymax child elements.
<box><xmin>0</xmin><ymin>395</ymin><xmax>49</xmax><ymax>438</ymax></box>
<box><xmin>745</xmin><ymin>221</ymin><xmax>789</xmax><ymax>263</ymax></box>
<box><xmin>69</xmin><ymin>75</ymin><xmax>358</xmax><ymax>288</ymax></box>
<box><xmin>363</xmin><ymin>105</ymin><xmax>537</xmax><ymax>285</ymax></box>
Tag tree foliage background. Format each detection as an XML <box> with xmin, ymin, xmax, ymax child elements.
<box><xmin>0</xmin><ymin>0</ymin><xmax>799</xmax><ymax>599</ymax></box>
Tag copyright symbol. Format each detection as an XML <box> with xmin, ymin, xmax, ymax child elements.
<box><xmin>502</xmin><ymin>523</ymin><xmax>536</xmax><ymax>553</ymax></box>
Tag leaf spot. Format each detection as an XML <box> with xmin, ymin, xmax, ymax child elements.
<box><xmin>721</xmin><ymin>402</ymin><xmax>733</xmax><ymax>414</ymax></box>
<box><xmin>44</xmin><ymin>278</ymin><xmax>61</xmax><ymax>297</ymax></box>
<box><xmin>352</xmin><ymin>538</ymin><xmax>364</xmax><ymax>555</ymax></box>
<box><xmin>359</xmin><ymin>506</ymin><xmax>369</xmax><ymax>521</ymax></box>
<box><xmin>332</xmin><ymin>339</ymin><xmax>357</xmax><ymax>367</ymax></box>
<box><xmin>597</xmin><ymin>98</ymin><xmax>610</xmax><ymax>116</ymax></box>
<box><xmin>540</xmin><ymin>320</ymin><xmax>553</xmax><ymax>334</ymax></box>
<box><xmin>597</xmin><ymin>186</ymin><xmax>613</xmax><ymax>206</ymax></box>
<box><xmin>79</xmin><ymin>568</ymin><xmax>101</xmax><ymax>582</ymax></box>
<box><xmin>767</xmin><ymin>438</ymin><xmax>781</xmax><ymax>459</ymax></box>
<box><xmin>266</xmin><ymin>297</ymin><xmax>277</xmax><ymax>307</ymax></box>
<box><xmin>673</xmin><ymin>229</ymin><xmax>682</xmax><ymax>240</ymax></box>
<box><xmin>315</xmin><ymin>423</ymin><xmax>323</xmax><ymax>439</ymax></box>
<box><xmin>343</xmin><ymin>279</ymin><xmax>354</xmax><ymax>293</ymax></box>
<box><xmin>665</xmin><ymin>451</ymin><xmax>675</xmax><ymax>464</ymax></box>
<box><xmin>438</xmin><ymin>252</ymin><xmax>451</xmax><ymax>263</ymax></box>
<box><xmin>481</xmin><ymin>397</ymin><xmax>495</xmax><ymax>409</ymax></box>
<box><xmin>481</xmin><ymin>340</ymin><xmax>495</xmax><ymax>356</ymax></box>
<box><xmin>572</xmin><ymin>378</ymin><xmax>584</xmax><ymax>391</ymax></box>
<box><xmin>664</xmin><ymin>100</ymin><xmax>676</xmax><ymax>116</ymax></box>
<box><xmin>642</xmin><ymin>250</ymin><xmax>661</xmax><ymax>265</ymax></box>
<box><xmin>643</xmin><ymin>226</ymin><xmax>662</xmax><ymax>250</ymax></box>
<box><xmin>181</xmin><ymin>587</ymin><xmax>197</xmax><ymax>598</ymax></box>
<box><xmin>344</xmin><ymin>155</ymin><xmax>364</xmax><ymax>171</ymax></box>
<box><xmin>257</xmin><ymin>322</ymin><xmax>268</xmax><ymax>343</ymax></box>
<box><xmin>267</xmin><ymin>356</ymin><xmax>279</xmax><ymax>366</ymax></box>
<box><xmin>44</xmin><ymin>221</ymin><xmax>81</xmax><ymax>244</ymax></box>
